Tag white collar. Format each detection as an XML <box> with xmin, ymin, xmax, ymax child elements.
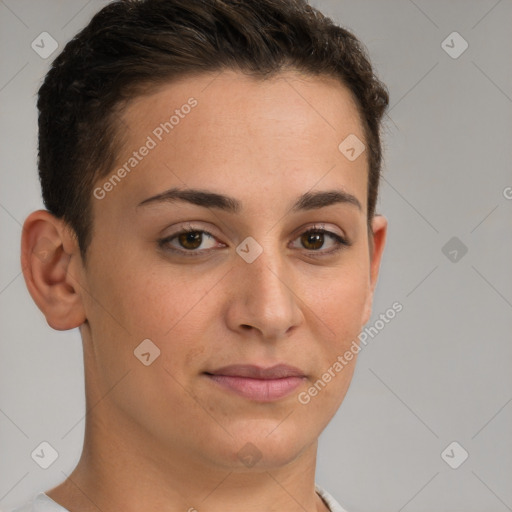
<box><xmin>20</xmin><ymin>488</ymin><xmax>350</xmax><ymax>512</ymax></box>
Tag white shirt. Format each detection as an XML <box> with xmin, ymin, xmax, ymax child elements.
<box><xmin>11</xmin><ymin>486</ymin><xmax>349</xmax><ymax>512</ymax></box>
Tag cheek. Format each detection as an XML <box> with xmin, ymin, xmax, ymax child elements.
<box><xmin>81</xmin><ymin>261</ymin><xmax>216</xmax><ymax>414</ymax></box>
<box><xmin>307</xmin><ymin>264</ymin><xmax>370</xmax><ymax>345</ymax></box>
<box><xmin>88</xmin><ymin>255</ymin><xmax>205</xmax><ymax>337</ymax></box>
<box><xmin>88</xmin><ymin>261</ymin><xmax>225</xmax><ymax>384</ymax></box>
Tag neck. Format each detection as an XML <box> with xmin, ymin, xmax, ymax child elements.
<box><xmin>47</xmin><ymin>404</ymin><xmax>329</xmax><ymax>512</ymax></box>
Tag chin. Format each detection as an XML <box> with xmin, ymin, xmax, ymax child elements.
<box><xmin>205</xmin><ymin>419</ymin><xmax>317</xmax><ymax>471</ymax></box>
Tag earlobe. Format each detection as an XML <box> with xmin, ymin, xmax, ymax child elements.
<box><xmin>362</xmin><ymin>214</ymin><xmax>388</xmax><ymax>325</ymax></box>
<box><xmin>21</xmin><ymin>210</ymin><xmax>86</xmax><ymax>330</ymax></box>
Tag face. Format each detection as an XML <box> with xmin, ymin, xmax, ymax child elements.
<box><xmin>76</xmin><ymin>70</ymin><xmax>386</xmax><ymax>471</ymax></box>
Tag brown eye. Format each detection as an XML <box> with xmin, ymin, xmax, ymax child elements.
<box><xmin>289</xmin><ymin>227</ymin><xmax>349</xmax><ymax>255</ymax></box>
<box><xmin>301</xmin><ymin>231</ymin><xmax>325</xmax><ymax>250</ymax></box>
<box><xmin>159</xmin><ymin>228</ymin><xmax>222</xmax><ymax>255</ymax></box>
<box><xmin>178</xmin><ymin>231</ymin><xmax>203</xmax><ymax>250</ymax></box>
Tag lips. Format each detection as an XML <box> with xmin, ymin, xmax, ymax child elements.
<box><xmin>204</xmin><ymin>364</ymin><xmax>306</xmax><ymax>402</ymax></box>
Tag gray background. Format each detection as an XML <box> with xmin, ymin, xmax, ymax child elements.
<box><xmin>1</xmin><ymin>1</ymin><xmax>511</xmax><ymax>511</ymax></box>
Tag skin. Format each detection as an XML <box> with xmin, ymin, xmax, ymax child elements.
<box><xmin>21</xmin><ymin>70</ymin><xmax>387</xmax><ymax>512</ymax></box>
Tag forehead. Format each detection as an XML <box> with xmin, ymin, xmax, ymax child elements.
<box><xmin>96</xmin><ymin>70</ymin><xmax>368</xmax><ymax>218</ymax></box>
<box><xmin>121</xmin><ymin>69</ymin><xmax>364</xmax><ymax>144</ymax></box>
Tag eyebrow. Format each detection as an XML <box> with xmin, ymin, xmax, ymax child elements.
<box><xmin>137</xmin><ymin>187</ymin><xmax>362</xmax><ymax>213</ymax></box>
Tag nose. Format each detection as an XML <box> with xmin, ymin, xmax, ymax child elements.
<box><xmin>224</xmin><ymin>249</ymin><xmax>304</xmax><ymax>341</ymax></box>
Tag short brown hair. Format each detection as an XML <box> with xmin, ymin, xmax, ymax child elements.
<box><xmin>37</xmin><ymin>0</ymin><xmax>389</xmax><ymax>258</ymax></box>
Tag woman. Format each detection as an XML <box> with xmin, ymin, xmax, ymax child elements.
<box><xmin>16</xmin><ymin>0</ymin><xmax>389</xmax><ymax>510</ymax></box>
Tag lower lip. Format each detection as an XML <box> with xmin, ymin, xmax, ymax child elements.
<box><xmin>205</xmin><ymin>374</ymin><xmax>306</xmax><ymax>402</ymax></box>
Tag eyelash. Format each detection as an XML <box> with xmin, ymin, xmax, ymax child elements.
<box><xmin>158</xmin><ymin>225</ymin><xmax>351</xmax><ymax>258</ymax></box>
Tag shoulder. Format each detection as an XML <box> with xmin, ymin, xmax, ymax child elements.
<box><xmin>315</xmin><ymin>484</ymin><xmax>351</xmax><ymax>512</ymax></box>
<box><xmin>9</xmin><ymin>492</ymin><xmax>70</xmax><ymax>512</ymax></box>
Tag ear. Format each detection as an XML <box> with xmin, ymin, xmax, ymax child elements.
<box><xmin>20</xmin><ymin>210</ymin><xmax>86</xmax><ymax>330</ymax></box>
<box><xmin>361</xmin><ymin>214</ymin><xmax>387</xmax><ymax>325</ymax></box>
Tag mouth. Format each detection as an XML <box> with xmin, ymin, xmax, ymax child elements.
<box><xmin>203</xmin><ymin>364</ymin><xmax>307</xmax><ymax>402</ymax></box>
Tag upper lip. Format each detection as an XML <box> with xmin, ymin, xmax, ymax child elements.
<box><xmin>205</xmin><ymin>364</ymin><xmax>305</xmax><ymax>379</ymax></box>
